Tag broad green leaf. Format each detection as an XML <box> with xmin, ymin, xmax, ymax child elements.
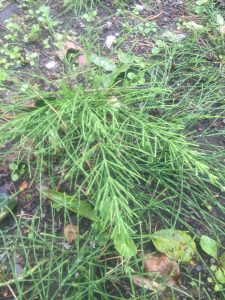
<box><xmin>104</xmin><ymin>64</ymin><xmax>131</xmax><ymax>87</ymax></box>
<box><xmin>118</xmin><ymin>50</ymin><xmax>134</xmax><ymax>64</ymax></box>
<box><xmin>215</xmin><ymin>268</ymin><xmax>225</xmax><ymax>284</ymax></box>
<box><xmin>0</xmin><ymin>193</ymin><xmax>17</xmax><ymax>222</ymax></box>
<box><xmin>214</xmin><ymin>283</ymin><xmax>223</xmax><ymax>292</ymax></box>
<box><xmin>151</xmin><ymin>229</ymin><xmax>196</xmax><ymax>262</ymax></box>
<box><xmin>151</xmin><ymin>47</ymin><xmax>160</xmax><ymax>55</ymax></box>
<box><xmin>43</xmin><ymin>190</ymin><xmax>97</xmax><ymax>221</ymax></box>
<box><xmin>200</xmin><ymin>235</ymin><xmax>218</xmax><ymax>258</ymax></box>
<box><xmin>11</xmin><ymin>173</ymin><xmax>19</xmax><ymax>182</ymax></box>
<box><xmin>89</xmin><ymin>54</ymin><xmax>116</xmax><ymax>71</ymax></box>
<box><xmin>127</xmin><ymin>72</ymin><xmax>136</xmax><ymax>80</ymax></box>
<box><xmin>9</xmin><ymin>163</ymin><xmax>16</xmax><ymax>171</ymax></box>
<box><xmin>113</xmin><ymin>228</ymin><xmax>137</xmax><ymax>259</ymax></box>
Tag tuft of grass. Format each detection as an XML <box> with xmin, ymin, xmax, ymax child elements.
<box><xmin>0</xmin><ymin>46</ymin><xmax>224</xmax><ymax>255</ymax></box>
<box><xmin>62</xmin><ymin>0</ymin><xmax>130</xmax><ymax>13</ymax></box>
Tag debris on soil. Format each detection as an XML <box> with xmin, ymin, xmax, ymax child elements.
<box><xmin>64</xmin><ymin>224</ymin><xmax>79</xmax><ymax>243</ymax></box>
<box><xmin>143</xmin><ymin>253</ymin><xmax>180</xmax><ymax>285</ymax></box>
<box><xmin>45</xmin><ymin>60</ymin><xmax>57</xmax><ymax>70</ymax></box>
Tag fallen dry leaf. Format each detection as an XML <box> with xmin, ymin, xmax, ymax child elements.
<box><xmin>64</xmin><ymin>224</ymin><xmax>79</xmax><ymax>243</ymax></box>
<box><xmin>76</xmin><ymin>54</ymin><xmax>88</xmax><ymax>67</ymax></box>
<box><xmin>143</xmin><ymin>253</ymin><xmax>180</xmax><ymax>285</ymax></box>
<box><xmin>132</xmin><ymin>253</ymin><xmax>180</xmax><ymax>292</ymax></box>
<box><xmin>19</xmin><ymin>181</ymin><xmax>28</xmax><ymax>191</ymax></box>
<box><xmin>56</xmin><ymin>40</ymin><xmax>83</xmax><ymax>60</ymax></box>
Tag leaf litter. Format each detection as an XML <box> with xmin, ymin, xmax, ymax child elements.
<box><xmin>132</xmin><ymin>253</ymin><xmax>180</xmax><ymax>292</ymax></box>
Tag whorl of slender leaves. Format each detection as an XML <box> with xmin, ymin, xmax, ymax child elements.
<box><xmin>0</xmin><ymin>84</ymin><xmax>223</xmax><ymax>257</ymax></box>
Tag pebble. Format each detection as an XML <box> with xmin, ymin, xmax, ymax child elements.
<box><xmin>89</xmin><ymin>241</ymin><xmax>96</xmax><ymax>248</ymax></box>
<box><xmin>106</xmin><ymin>21</ymin><xmax>112</xmax><ymax>29</ymax></box>
<box><xmin>62</xmin><ymin>242</ymin><xmax>72</xmax><ymax>250</ymax></box>
<box><xmin>15</xmin><ymin>264</ymin><xmax>24</xmax><ymax>276</ymax></box>
<box><xmin>45</xmin><ymin>61</ymin><xmax>56</xmax><ymax>70</ymax></box>
<box><xmin>210</xmin><ymin>258</ymin><xmax>216</xmax><ymax>264</ymax></box>
<box><xmin>135</xmin><ymin>4</ymin><xmax>144</xmax><ymax>11</ymax></box>
<box><xmin>196</xmin><ymin>265</ymin><xmax>202</xmax><ymax>272</ymax></box>
<box><xmin>105</xmin><ymin>35</ymin><xmax>116</xmax><ymax>49</ymax></box>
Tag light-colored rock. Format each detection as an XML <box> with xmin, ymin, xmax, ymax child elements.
<box><xmin>105</xmin><ymin>35</ymin><xmax>116</xmax><ymax>49</ymax></box>
<box><xmin>45</xmin><ymin>60</ymin><xmax>56</xmax><ymax>70</ymax></box>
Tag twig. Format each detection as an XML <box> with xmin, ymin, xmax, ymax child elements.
<box><xmin>147</xmin><ymin>11</ymin><xmax>163</xmax><ymax>21</ymax></box>
<box><xmin>7</xmin><ymin>284</ymin><xmax>18</xmax><ymax>300</ymax></box>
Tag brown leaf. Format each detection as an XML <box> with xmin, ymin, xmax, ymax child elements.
<box><xmin>56</xmin><ymin>40</ymin><xmax>83</xmax><ymax>60</ymax></box>
<box><xmin>64</xmin><ymin>224</ymin><xmax>79</xmax><ymax>243</ymax></box>
<box><xmin>76</xmin><ymin>54</ymin><xmax>88</xmax><ymax>67</ymax></box>
<box><xmin>23</xmin><ymin>100</ymin><xmax>36</xmax><ymax>108</ymax></box>
<box><xmin>65</xmin><ymin>41</ymin><xmax>82</xmax><ymax>51</ymax></box>
<box><xmin>19</xmin><ymin>181</ymin><xmax>28</xmax><ymax>191</ymax></box>
<box><xmin>143</xmin><ymin>253</ymin><xmax>180</xmax><ymax>286</ymax></box>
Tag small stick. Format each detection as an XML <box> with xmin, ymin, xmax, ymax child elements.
<box><xmin>7</xmin><ymin>284</ymin><xmax>19</xmax><ymax>300</ymax></box>
<box><xmin>148</xmin><ymin>11</ymin><xmax>163</xmax><ymax>21</ymax></box>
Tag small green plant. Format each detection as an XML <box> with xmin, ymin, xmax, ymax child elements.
<box><xmin>0</xmin><ymin>68</ymin><xmax>8</xmax><ymax>83</ymax></box>
<box><xmin>82</xmin><ymin>10</ymin><xmax>97</xmax><ymax>22</ymax></box>
<box><xmin>0</xmin><ymin>68</ymin><xmax>8</xmax><ymax>91</ymax></box>
<box><xmin>9</xmin><ymin>162</ymin><xmax>26</xmax><ymax>182</ymax></box>
<box><xmin>137</xmin><ymin>21</ymin><xmax>158</xmax><ymax>36</ymax></box>
<box><xmin>36</xmin><ymin>5</ymin><xmax>58</xmax><ymax>30</ymax></box>
<box><xmin>24</xmin><ymin>24</ymin><xmax>41</xmax><ymax>42</ymax></box>
<box><xmin>200</xmin><ymin>236</ymin><xmax>225</xmax><ymax>291</ymax></box>
<box><xmin>0</xmin><ymin>44</ymin><xmax>23</xmax><ymax>68</ymax></box>
<box><xmin>151</xmin><ymin>39</ymin><xmax>167</xmax><ymax>55</ymax></box>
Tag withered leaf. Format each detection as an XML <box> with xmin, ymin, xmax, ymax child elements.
<box><xmin>64</xmin><ymin>224</ymin><xmax>79</xmax><ymax>243</ymax></box>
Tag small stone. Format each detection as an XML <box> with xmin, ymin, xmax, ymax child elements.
<box><xmin>135</xmin><ymin>4</ymin><xmax>144</xmax><ymax>11</ymax></box>
<box><xmin>105</xmin><ymin>35</ymin><xmax>116</xmax><ymax>49</ymax></box>
<box><xmin>210</xmin><ymin>258</ymin><xmax>216</xmax><ymax>264</ymax></box>
<box><xmin>106</xmin><ymin>21</ymin><xmax>112</xmax><ymax>29</ymax></box>
<box><xmin>62</xmin><ymin>242</ymin><xmax>72</xmax><ymax>250</ymax></box>
<box><xmin>115</xmin><ymin>32</ymin><xmax>120</xmax><ymax>37</ymax></box>
<box><xmin>89</xmin><ymin>241</ymin><xmax>96</xmax><ymax>248</ymax></box>
<box><xmin>45</xmin><ymin>61</ymin><xmax>56</xmax><ymax>70</ymax></box>
<box><xmin>15</xmin><ymin>264</ymin><xmax>24</xmax><ymax>276</ymax></box>
<box><xmin>196</xmin><ymin>265</ymin><xmax>202</xmax><ymax>272</ymax></box>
